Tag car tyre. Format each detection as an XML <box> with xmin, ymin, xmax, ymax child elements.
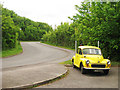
<box><xmin>81</xmin><ymin>64</ymin><xmax>86</xmax><ymax>74</ymax></box>
<box><xmin>72</xmin><ymin>60</ymin><xmax>76</xmax><ymax>68</ymax></box>
<box><xmin>103</xmin><ymin>70</ymin><xmax>109</xmax><ymax>75</ymax></box>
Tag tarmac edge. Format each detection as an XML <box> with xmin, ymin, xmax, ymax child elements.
<box><xmin>2</xmin><ymin>68</ymin><xmax>69</xmax><ymax>90</ymax></box>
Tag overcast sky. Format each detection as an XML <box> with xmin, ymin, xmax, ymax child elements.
<box><xmin>1</xmin><ymin>0</ymin><xmax>82</xmax><ymax>28</ymax></box>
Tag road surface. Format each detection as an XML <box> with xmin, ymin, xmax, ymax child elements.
<box><xmin>2</xmin><ymin>42</ymin><xmax>119</xmax><ymax>88</ymax></box>
<box><xmin>2</xmin><ymin>42</ymin><xmax>74</xmax><ymax>88</ymax></box>
<box><xmin>3</xmin><ymin>42</ymin><xmax>74</xmax><ymax>69</ymax></box>
<box><xmin>39</xmin><ymin>67</ymin><xmax>119</xmax><ymax>88</ymax></box>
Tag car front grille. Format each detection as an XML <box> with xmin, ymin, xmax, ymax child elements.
<box><xmin>91</xmin><ymin>64</ymin><xmax>105</xmax><ymax>68</ymax></box>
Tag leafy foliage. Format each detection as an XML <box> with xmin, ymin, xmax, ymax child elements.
<box><xmin>42</xmin><ymin>22</ymin><xmax>75</xmax><ymax>49</ymax></box>
<box><xmin>42</xmin><ymin>1</ymin><xmax>120</xmax><ymax>61</ymax></box>
<box><xmin>2</xmin><ymin>6</ymin><xmax>52</xmax><ymax>50</ymax></box>
<box><xmin>2</xmin><ymin>8</ymin><xmax>19</xmax><ymax>50</ymax></box>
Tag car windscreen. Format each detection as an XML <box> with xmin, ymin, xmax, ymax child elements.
<box><xmin>83</xmin><ymin>48</ymin><xmax>102</xmax><ymax>55</ymax></box>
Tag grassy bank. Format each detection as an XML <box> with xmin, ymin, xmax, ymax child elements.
<box><xmin>60</xmin><ymin>60</ymin><xmax>72</xmax><ymax>65</ymax></box>
<box><xmin>60</xmin><ymin>60</ymin><xmax>120</xmax><ymax>66</ymax></box>
<box><xmin>41</xmin><ymin>42</ymin><xmax>74</xmax><ymax>51</ymax></box>
<box><xmin>1</xmin><ymin>44</ymin><xmax>23</xmax><ymax>58</ymax></box>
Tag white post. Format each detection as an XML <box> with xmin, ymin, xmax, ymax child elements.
<box><xmin>98</xmin><ymin>41</ymin><xmax>99</xmax><ymax>48</ymax></box>
<box><xmin>75</xmin><ymin>41</ymin><xmax>77</xmax><ymax>54</ymax></box>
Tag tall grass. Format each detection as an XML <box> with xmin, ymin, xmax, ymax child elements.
<box><xmin>1</xmin><ymin>44</ymin><xmax>23</xmax><ymax>58</ymax></box>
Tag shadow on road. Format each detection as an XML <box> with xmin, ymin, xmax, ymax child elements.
<box><xmin>73</xmin><ymin>67</ymin><xmax>109</xmax><ymax>77</ymax></box>
<box><xmin>85</xmin><ymin>71</ymin><xmax>107</xmax><ymax>76</ymax></box>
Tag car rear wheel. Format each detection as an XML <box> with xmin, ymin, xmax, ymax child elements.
<box><xmin>103</xmin><ymin>70</ymin><xmax>109</xmax><ymax>75</ymax></box>
<box><xmin>72</xmin><ymin>60</ymin><xmax>76</xmax><ymax>68</ymax></box>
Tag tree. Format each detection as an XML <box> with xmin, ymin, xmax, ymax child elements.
<box><xmin>70</xmin><ymin>1</ymin><xmax>120</xmax><ymax>61</ymax></box>
<box><xmin>42</xmin><ymin>1</ymin><xmax>120</xmax><ymax>61</ymax></box>
<box><xmin>2</xmin><ymin>15</ymin><xmax>19</xmax><ymax>50</ymax></box>
<box><xmin>2</xmin><ymin>7</ymin><xmax>53</xmax><ymax>50</ymax></box>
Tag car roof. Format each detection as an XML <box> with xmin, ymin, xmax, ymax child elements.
<box><xmin>78</xmin><ymin>46</ymin><xmax>100</xmax><ymax>49</ymax></box>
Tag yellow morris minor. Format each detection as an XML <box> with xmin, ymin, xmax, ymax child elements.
<box><xmin>71</xmin><ymin>46</ymin><xmax>111</xmax><ymax>75</ymax></box>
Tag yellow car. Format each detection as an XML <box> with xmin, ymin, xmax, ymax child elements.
<box><xmin>71</xmin><ymin>46</ymin><xmax>111</xmax><ymax>75</ymax></box>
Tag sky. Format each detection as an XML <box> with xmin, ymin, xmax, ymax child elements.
<box><xmin>1</xmin><ymin>0</ymin><xmax>82</xmax><ymax>29</ymax></box>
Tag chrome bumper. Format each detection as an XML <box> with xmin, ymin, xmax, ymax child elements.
<box><xmin>84</xmin><ymin>67</ymin><xmax>110</xmax><ymax>70</ymax></box>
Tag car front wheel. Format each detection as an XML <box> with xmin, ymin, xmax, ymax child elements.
<box><xmin>81</xmin><ymin>64</ymin><xmax>86</xmax><ymax>74</ymax></box>
<box><xmin>103</xmin><ymin>70</ymin><xmax>109</xmax><ymax>75</ymax></box>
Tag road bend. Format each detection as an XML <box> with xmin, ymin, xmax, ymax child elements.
<box><xmin>2</xmin><ymin>42</ymin><xmax>118</xmax><ymax>88</ymax></box>
<box><xmin>2</xmin><ymin>42</ymin><xmax>74</xmax><ymax>88</ymax></box>
<box><xmin>3</xmin><ymin>42</ymin><xmax>74</xmax><ymax>69</ymax></box>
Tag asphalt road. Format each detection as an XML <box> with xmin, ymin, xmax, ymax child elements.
<box><xmin>2</xmin><ymin>42</ymin><xmax>119</xmax><ymax>88</ymax></box>
<box><xmin>2</xmin><ymin>42</ymin><xmax>74</xmax><ymax>88</ymax></box>
<box><xmin>3</xmin><ymin>42</ymin><xmax>74</xmax><ymax>69</ymax></box>
<box><xmin>39</xmin><ymin>67</ymin><xmax>119</xmax><ymax>88</ymax></box>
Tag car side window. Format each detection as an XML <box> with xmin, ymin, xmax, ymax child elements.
<box><xmin>77</xmin><ymin>49</ymin><xmax>78</xmax><ymax>53</ymax></box>
<box><xmin>79</xmin><ymin>49</ymin><xmax>82</xmax><ymax>55</ymax></box>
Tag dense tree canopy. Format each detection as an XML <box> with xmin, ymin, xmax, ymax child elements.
<box><xmin>2</xmin><ymin>6</ymin><xmax>52</xmax><ymax>50</ymax></box>
<box><xmin>2</xmin><ymin>7</ymin><xmax>19</xmax><ymax>50</ymax></box>
<box><xmin>42</xmin><ymin>22</ymin><xmax>75</xmax><ymax>48</ymax></box>
<box><xmin>42</xmin><ymin>1</ymin><xmax>120</xmax><ymax>61</ymax></box>
<box><xmin>2</xmin><ymin>1</ymin><xmax>120</xmax><ymax>61</ymax></box>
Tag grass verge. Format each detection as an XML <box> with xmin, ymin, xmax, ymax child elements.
<box><xmin>21</xmin><ymin>41</ymin><xmax>40</xmax><ymax>42</ymax></box>
<box><xmin>60</xmin><ymin>60</ymin><xmax>120</xmax><ymax>66</ymax></box>
<box><xmin>60</xmin><ymin>60</ymin><xmax>72</xmax><ymax>65</ymax></box>
<box><xmin>41</xmin><ymin>42</ymin><xmax>74</xmax><ymax>51</ymax></box>
<box><xmin>111</xmin><ymin>61</ymin><xmax>120</xmax><ymax>66</ymax></box>
<box><xmin>1</xmin><ymin>44</ymin><xmax>23</xmax><ymax>58</ymax></box>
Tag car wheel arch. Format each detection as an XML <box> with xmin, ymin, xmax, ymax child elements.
<box><xmin>72</xmin><ymin>58</ymin><xmax>74</xmax><ymax>62</ymax></box>
<box><xmin>79</xmin><ymin>62</ymin><xmax>82</xmax><ymax>69</ymax></box>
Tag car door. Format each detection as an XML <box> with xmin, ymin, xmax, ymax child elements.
<box><xmin>75</xmin><ymin>48</ymin><xmax>82</xmax><ymax>67</ymax></box>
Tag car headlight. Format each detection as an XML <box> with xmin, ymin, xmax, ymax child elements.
<box><xmin>107</xmin><ymin>61</ymin><xmax>111</xmax><ymax>65</ymax></box>
<box><xmin>86</xmin><ymin>60</ymin><xmax>90</xmax><ymax>64</ymax></box>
